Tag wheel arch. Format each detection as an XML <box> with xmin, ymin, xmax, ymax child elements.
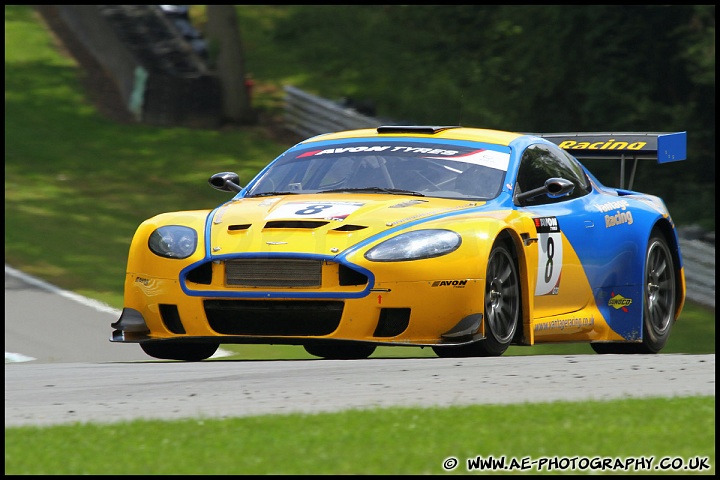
<box><xmin>491</xmin><ymin>228</ymin><xmax>530</xmax><ymax>345</ymax></box>
<box><xmin>648</xmin><ymin>218</ymin><xmax>686</xmax><ymax>323</ymax></box>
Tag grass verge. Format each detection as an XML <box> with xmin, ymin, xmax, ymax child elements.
<box><xmin>4</xmin><ymin>396</ymin><xmax>715</xmax><ymax>475</ymax></box>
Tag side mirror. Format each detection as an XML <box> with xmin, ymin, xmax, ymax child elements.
<box><xmin>209</xmin><ymin>172</ymin><xmax>242</xmax><ymax>193</ymax></box>
<box><xmin>516</xmin><ymin>177</ymin><xmax>575</xmax><ymax>204</ymax></box>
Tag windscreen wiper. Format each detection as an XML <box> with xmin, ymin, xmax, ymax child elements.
<box><xmin>319</xmin><ymin>187</ymin><xmax>425</xmax><ymax>197</ymax></box>
<box><xmin>248</xmin><ymin>191</ymin><xmax>300</xmax><ymax>197</ymax></box>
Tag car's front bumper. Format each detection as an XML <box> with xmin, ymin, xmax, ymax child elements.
<box><xmin>111</xmin><ymin>270</ymin><xmax>487</xmax><ymax>347</ymax></box>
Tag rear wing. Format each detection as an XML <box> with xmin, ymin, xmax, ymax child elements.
<box><xmin>538</xmin><ymin>132</ymin><xmax>687</xmax><ymax>190</ymax></box>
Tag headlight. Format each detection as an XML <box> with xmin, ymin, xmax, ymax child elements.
<box><xmin>364</xmin><ymin>229</ymin><xmax>461</xmax><ymax>262</ymax></box>
<box><xmin>148</xmin><ymin>226</ymin><xmax>198</xmax><ymax>259</ymax></box>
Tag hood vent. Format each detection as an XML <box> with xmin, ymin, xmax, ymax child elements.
<box><xmin>390</xmin><ymin>199</ymin><xmax>427</xmax><ymax>208</ymax></box>
<box><xmin>333</xmin><ymin>224</ymin><xmax>367</xmax><ymax>232</ymax></box>
<box><xmin>228</xmin><ymin>224</ymin><xmax>251</xmax><ymax>231</ymax></box>
<box><xmin>264</xmin><ymin>220</ymin><xmax>329</xmax><ymax>229</ymax></box>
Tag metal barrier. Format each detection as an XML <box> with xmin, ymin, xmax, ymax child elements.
<box><xmin>680</xmin><ymin>238</ymin><xmax>715</xmax><ymax>308</ymax></box>
<box><xmin>283</xmin><ymin>85</ymin><xmax>383</xmax><ymax>138</ymax></box>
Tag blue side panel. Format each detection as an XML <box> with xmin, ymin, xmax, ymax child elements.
<box><xmin>594</xmin><ymin>284</ymin><xmax>644</xmax><ymax>341</ymax></box>
<box><xmin>556</xmin><ymin>195</ymin><xmax>662</xmax><ymax>341</ymax></box>
<box><xmin>657</xmin><ymin>131</ymin><xmax>687</xmax><ymax>163</ymax></box>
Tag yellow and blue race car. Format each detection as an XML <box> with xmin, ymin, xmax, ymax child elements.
<box><xmin>111</xmin><ymin>126</ymin><xmax>687</xmax><ymax>361</ymax></box>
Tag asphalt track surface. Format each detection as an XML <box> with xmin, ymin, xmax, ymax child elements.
<box><xmin>4</xmin><ymin>265</ymin><xmax>716</xmax><ymax>427</ymax></box>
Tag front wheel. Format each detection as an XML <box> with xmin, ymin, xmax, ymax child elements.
<box><xmin>477</xmin><ymin>242</ymin><xmax>521</xmax><ymax>356</ymax></box>
<box><xmin>140</xmin><ymin>341</ymin><xmax>219</xmax><ymax>361</ymax></box>
<box><xmin>592</xmin><ymin>232</ymin><xmax>677</xmax><ymax>354</ymax></box>
<box><xmin>432</xmin><ymin>242</ymin><xmax>520</xmax><ymax>358</ymax></box>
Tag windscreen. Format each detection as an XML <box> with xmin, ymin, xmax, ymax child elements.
<box><xmin>247</xmin><ymin>140</ymin><xmax>511</xmax><ymax>200</ymax></box>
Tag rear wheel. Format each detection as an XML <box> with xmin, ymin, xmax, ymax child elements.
<box><xmin>591</xmin><ymin>232</ymin><xmax>677</xmax><ymax>354</ymax></box>
<box><xmin>140</xmin><ymin>341</ymin><xmax>219</xmax><ymax>361</ymax></box>
<box><xmin>432</xmin><ymin>242</ymin><xmax>520</xmax><ymax>358</ymax></box>
<box><xmin>304</xmin><ymin>343</ymin><xmax>376</xmax><ymax>360</ymax></box>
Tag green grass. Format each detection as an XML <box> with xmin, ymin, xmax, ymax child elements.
<box><xmin>5</xmin><ymin>396</ymin><xmax>715</xmax><ymax>475</ymax></box>
<box><xmin>4</xmin><ymin>6</ymin><xmax>716</xmax><ymax>475</ymax></box>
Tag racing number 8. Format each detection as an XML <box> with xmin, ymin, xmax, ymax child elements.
<box><xmin>544</xmin><ymin>236</ymin><xmax>554</xmax><ymax>283</ymax></box>
<box><xmin>295</xmin><ymin>204</ymin><xmax>333</xmax><ymax>215</ymax></box>
<box><xmin>535</xmin><ymin>231</ymin><xmax>562</xmax><ymax>296</ymax></box>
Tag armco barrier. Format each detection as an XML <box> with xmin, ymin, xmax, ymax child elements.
<box><xmin>284</xmin><ymin>85</ymin><xmax>384</xmax><ymax>138</ymax></box>
<box><xmin>680</xmin><ymin>238</ymin><xmax>715</xmax><ymax>308</ymax></box>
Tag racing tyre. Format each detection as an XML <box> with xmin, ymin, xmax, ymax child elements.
<box><xmin>140</xmin><ymin>341</ymin><xmax>219</xmax><ymax>361</ymax></box>
<box><xmin>591</xmin><ymin>233</ymin><xmax>677</xmax><ymax>354</ymax></box>
<box><xmin>477</xmin><ymin>243</ymin><xmax>521</xmax><ymax>356</ymax></box>
<box><xmin>304</xmin><ymin>343</ymin><xmax>376</xmax><ymax>360</ymax></box>
<box><xmin>433</xmin><ymin>242</ymin><xmax>520</xmax><ymax>358</ymax></box>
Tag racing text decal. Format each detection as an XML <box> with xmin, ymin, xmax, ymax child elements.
<box><xmin>557</xmin><ymin>139</ymin><xmax>648</xmax><ymax>150</ymax></box>
<box><xmin>595</xmin><ymin>200</ymin><xmax>633</xmax><ymax>228</ymax></box>
<box><xmin>298</xmin><ymin>146</ymin><xmax>460</xmax><ymax>157</ymax></box>
<box><xmin>431</xmin><ymin>280</ymin><xmax>468</xmax><ymax>288</ymax></box>
<box><xmin>534</xmin><ymin>315</ymin><xmax>595</xmax><ymax>332</ymax></box>
<box><xmin>534</xmin><ymin>217</ymin><xmax>562</xmax><ymax>296</ymax></box>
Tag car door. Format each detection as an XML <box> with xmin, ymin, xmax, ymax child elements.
<box><xmin>514</xmin><ymin>143</ymin><xmax>600</xmax><ymax>320</ymax></box>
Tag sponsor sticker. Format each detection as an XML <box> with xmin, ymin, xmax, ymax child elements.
<box><xmin>265</xmin><ymin>201</ymin><xmax>365</xmax><ymax>220</ymax></box>
<box><xmin>431</xmin><ymin>280</ymin><xmax>468</xmax><ymax>287</ymax></box>
<box><xmin>609</xmin><ymin>292</ymin><xmax>632</xmax><ymax>312</ymax></box>
<box><xmin>533</xmin><ymin>217</ymin><xmax>562</xmax><ymax>296</ymax></box>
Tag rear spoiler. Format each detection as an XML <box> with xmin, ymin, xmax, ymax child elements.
<box><xmin>538</xmin><ymin>132</ymin><xmax>687</xmax><ymax>189</ymax></box>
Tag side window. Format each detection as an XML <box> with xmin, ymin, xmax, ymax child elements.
<box><xmin>515</xmin><ymin>144</ymin><xmax>591</xmax><ymax>206</ymax></box>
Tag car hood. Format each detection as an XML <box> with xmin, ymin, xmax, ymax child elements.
<box><xmin>207</xmin><ymin>194</ymin><xmax>484</xmax><ymax>256</ymax></box>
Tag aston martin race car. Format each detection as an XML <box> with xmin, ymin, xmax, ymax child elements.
<box><xmin>111</xmin><ymin>126</ymin><xmax>687</xmax><ymax>361</ymax></box>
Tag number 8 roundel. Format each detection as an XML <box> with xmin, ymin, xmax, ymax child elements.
<box><xmin>534</xmin><ymin>217</ymin><xmax>563</xmax><ymax>296</ymax></box>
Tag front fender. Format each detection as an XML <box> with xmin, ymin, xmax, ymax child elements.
<box><xmin>341</xmin><ymin>210</ymin><xmax>531</xmax><ymax>285</ymax></box>
<box><xmin>125</xmin><ymin>210</ymin><xmax>212</xmax><ymax>278</ymax></box>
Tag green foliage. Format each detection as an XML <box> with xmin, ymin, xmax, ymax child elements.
<box><xmin>4</xmin><ymin>396</ymin><xmax>715</xmax><ymax>474</ymax></box>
